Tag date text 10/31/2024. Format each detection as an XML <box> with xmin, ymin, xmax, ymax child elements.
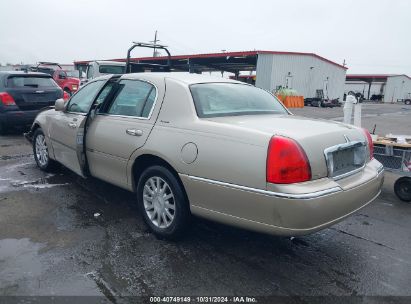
<box><xmin>149</xmin><ymin>296</ymin><xmax>257</xmax><ymax>303</ymax></box>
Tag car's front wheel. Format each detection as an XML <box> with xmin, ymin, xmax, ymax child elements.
<box><xmin>137</xmin><ymin>165</ymin><xmax>190</xmax><ymax>239</ymax></box>
<box><xmin>33</xmin><ymin>128</ymin><xmax>57</xmax><ymax>171</ymax></box>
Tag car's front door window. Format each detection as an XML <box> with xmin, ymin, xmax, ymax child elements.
<box><xmin>106</xmin><ymin>79</ymin><xmax>156</xmax><ymax>118</ymax></box>
<box><xmin>66</xmin><ymin>80</ymin><xmax>104</xmax><ymax>113</ymax></box>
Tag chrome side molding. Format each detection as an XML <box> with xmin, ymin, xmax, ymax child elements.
<box><xmin>186</xmin><ymin>175</ymin><xmax>342</xmax><ymax>200</ymax></box>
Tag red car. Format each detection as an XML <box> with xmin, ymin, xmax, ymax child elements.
<box><xmin>32</xmin><ymin>62</ymin><xmax>80</xmax><ymax>95</ymax></box>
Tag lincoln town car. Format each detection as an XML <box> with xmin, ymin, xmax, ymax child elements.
<box><xmin>25</xmin><ymin>73</ymin><xmax>384</xmax><ymax>239</ymax></box>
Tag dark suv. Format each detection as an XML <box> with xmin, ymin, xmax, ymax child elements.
<box><xmin>0</xmin><ymin>71</ymin><xmax>65</xmax><ymax>134</ymax></box>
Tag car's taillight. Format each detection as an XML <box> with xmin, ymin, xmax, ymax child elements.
<box><xmin>266</xmin><ymin>136</ymin><xmax>311</xmax><ymax>184</ymax></box>
<box><xmin>362</xmin><ymin>128</ymin><xmax>374</xmax><ymax>160</ymax></box>
<box><xmin>63</xmin><ymin>91</ymin><xmax>70</xmax><ymax>101</ymax></box>
<box><xmin>0</xmin><ymin>92</ymin><xmax>16</xmax><ymax>106</ymax></box>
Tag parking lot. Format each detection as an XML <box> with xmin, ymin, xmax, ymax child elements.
<box><xmin>1</xmin><ymin>103</ymin><xmax>411</xmax><ymax>300</ymax></box>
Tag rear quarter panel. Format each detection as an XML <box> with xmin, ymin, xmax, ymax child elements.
<box><xmin>127</xmin><ymin>77</ymin><xmax>271</xmax><ymax>190</ymax></box>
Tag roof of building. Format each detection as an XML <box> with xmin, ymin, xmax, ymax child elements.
<box><xmin>74</xmin><ymin>50</ymin><xmax>347</xmax><ymax>71</ymax></box>
<box><xmin>346</xmin><ymin>74</ymin><xmax>411</xmax><ymax>81</ymax></box>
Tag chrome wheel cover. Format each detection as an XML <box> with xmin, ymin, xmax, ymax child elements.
<box><xmin>143</xmin><ymin>176</ymin><xmax>175</xmax><ymax>228</ymax></box>
<box><xmin>35</xmin><ymin>134</ymin><xmax>48</xmax><ymax>167</ymax></box>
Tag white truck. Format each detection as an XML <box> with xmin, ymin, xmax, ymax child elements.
<box><xmin>81</xmin><ymin>61</ymin><xmax>125</xmax><ymax>85</ymax></box>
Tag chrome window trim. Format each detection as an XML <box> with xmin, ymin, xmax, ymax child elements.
<box><xmin>187</xmin><ymin>175</ymin><xmax>342</xmax><ymax>200</ymax></box>
<box><xmin>101</xmin><ymin>79</ymin><xmax>159</xmax><ymax>120</ymax></box>
<box><xmin>96</xmin><ymin>113</ymin><xmax>151</xmax><ymax>121</ymax></box>
<box><xmin>324</xmin><ymin>141</ymin><xmax>367</xmax><ymax>180</ymax></box>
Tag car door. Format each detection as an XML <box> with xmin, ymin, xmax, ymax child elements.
<box><xmin>49</xmin><ymin>79</ymin><xmax>107</xmax><ymax>176</ymax></box>
<box><xmin>85</xmin><ymin>78</ymin><xmax>162</xmax><ymax>188</ymax></box>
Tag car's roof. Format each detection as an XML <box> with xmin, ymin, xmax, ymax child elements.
<box><xmin>0</xmin><ymin>71</ymin><xmax>52</xmax><ymax>77</ymax></box>
<box><xmin>122</xmin><ymin>72</ymin><xmax>241</xmax><ymax>85</ymax></box>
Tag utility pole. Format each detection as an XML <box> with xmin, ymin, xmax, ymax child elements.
<box><xmin>150</xmin><ymin>30</ymin><xmax>160</xmax><ymax>57</ymax></box>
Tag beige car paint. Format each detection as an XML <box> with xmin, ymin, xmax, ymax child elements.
<box><xmin>30</xmin><ymin>72</ymin><xmax>384</xmax><ymax>236</ymax></box>
<box><xmin>85</xmin><ymin>77</ymin><xmax>166</xmax><ymax>188</ymax></box>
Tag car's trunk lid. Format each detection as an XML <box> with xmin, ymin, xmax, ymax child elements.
<box><xmin>205</xmin><ymin>114</ymin><xmax>368</xmax><ymax>180</ymax></box>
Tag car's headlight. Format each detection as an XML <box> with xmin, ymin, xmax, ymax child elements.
<box><xmin>72</xmin><ymin>85</ymin><xmax>78</xmax><ymax>90</ymax></box>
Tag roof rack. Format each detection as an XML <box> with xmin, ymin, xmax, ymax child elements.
<box><xmin>125</xmin><ymin>42</ymin><xmax>172</xmax><ymax>73</ymax></box>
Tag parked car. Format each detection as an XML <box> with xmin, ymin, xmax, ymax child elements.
<box><xmin>82</xmin><ymin>61</ymin><xmax>125</xmax><ymax>85</ymax></box>
<box><xmin>31</xmin><ymin>62</ymin><xmax>80</xmax><ymax>96</ymax></box>
<box><xmin>370</xmin><ymin>94</ymin><xmax>383</xmax><ymax>102</ymax></box>
<box><xmin>25</xmin><ymin>73</ymin><xmax>384</xmax><ymax>239</ymax></box>
<box><xmin>0</xmin><ymin>71</ymin><xmax>67</xmax><ymax>134</ymax></box>
<box><xmin>305</xmin><ymin>97</ymin><xmax>338</xmax><ymax>107</ymax></box>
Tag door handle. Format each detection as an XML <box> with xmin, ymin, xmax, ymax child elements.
<box><xmin>68</xmin><ymin>122</ymin><xmax>77</xmax><ymax>128</ymax></box>
<box><xmin>126</xmin><ymin>129</ymin><xmax>143</xmax><ymax>136</ymax></box>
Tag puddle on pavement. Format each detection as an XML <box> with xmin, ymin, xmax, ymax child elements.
<box><xmin>0</xmin><ymin>160</ymin><xmax>70</xmax><ymax>193</ymax></box>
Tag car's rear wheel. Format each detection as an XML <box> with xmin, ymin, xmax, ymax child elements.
<box><xmin>33</xmin><ymin>128</ymin><xmax>57</xmax><ymax>171</ymax></box>
<box><xmin>0</xmin><ymin>122</ymin><xmax>5</xmax><ymax>135</ymax></box>
<box><xmin>405</xmin><ymin>99</ymin><xmax>411</xmax><ymax>105</ymax></box>
<box><xmin>394</xmin><ymin>177</ymin><xmax>411</xmax><ymax>202</ymax></box>
<box><xmin>137</xmin><ymin>165</ymin><xmax>190</xmax><ymax>239</ymax></box>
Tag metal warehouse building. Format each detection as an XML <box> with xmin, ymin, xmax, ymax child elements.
<box><xmin>75</xmin><ymin>50</ymin><xmax>347</xmax><ymax>100</ymax></box>
<box><xmin>346</xmin><ymin>74</ymin><xmax>411</xmax><ymax>102</ymax></box>
<box><xmin>254</xmin><ymin>52</ymin><xmax>347</xmax><ymax>101</ymax></box>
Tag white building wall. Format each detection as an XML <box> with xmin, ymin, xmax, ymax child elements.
<box><xmin>384</xmin><ymin>75</ymin><xmax>411</xmax><ymax>103</ymax></box>
<box><xmin>255</xmin><ymin>54</ymin><xmax>346</xmax><ymax>101</ymax></box>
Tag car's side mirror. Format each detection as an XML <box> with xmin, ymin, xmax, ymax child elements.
<box><xmin>55</xmin><ymin>98</ymin><xmax>66</xmax><ymax>111</ymax></box>
<box><xmin>59</xmin><ymin>74</ymin><xmax>66</xmax><ymax>79</ymax></box>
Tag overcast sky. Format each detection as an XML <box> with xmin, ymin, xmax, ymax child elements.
<box><xmin>0</xmin><ymin>0</ymin><xmax>410</xmax><ymax>75</ymax></box>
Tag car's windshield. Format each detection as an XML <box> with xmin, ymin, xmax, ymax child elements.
<box><xmin>7</xmin><ymin>76</ymin><xmax>58</xmax><ymax>88</ymax></box>
<box><xmin>190</xmin><ymin>83</ymin><xmax>288</xmax><ymax>118</ymax></box>
<box><xmin>99</xmin><ymin>65</ymin><xmax>124</xmax><ymax>74</ymax></box>
<box><xmin>65</xmin><ymin>70</ymin><xmax>80</xmax><ymax>78</ymax></box>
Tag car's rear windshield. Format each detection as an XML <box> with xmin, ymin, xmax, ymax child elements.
<box><xmin>99</xmin><ymin>65</ymin><xmax>124</xmax><ymax>74</ymax></box>
<box><xmin>190</xmin><ymin>83</ymin><xmax>288</xmax><ymax>118</ymax></box>
<box><xmin>7</xmin><ymin>76</ymin><xmax>58</xmax><ymax>88</ymax></box>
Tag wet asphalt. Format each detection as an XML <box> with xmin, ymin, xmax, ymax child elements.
<box><xmin>0</xmin><ymin>104</ymin><xmax>411</xmax><ymax>301</ymax></box>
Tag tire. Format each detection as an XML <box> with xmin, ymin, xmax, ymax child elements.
<box><xmin>405</xmin><ymin>99</ymin><xmax>411</xmax><ymax>105</ymax></box>
<box><xmin>32</xmin><ymin>128</ymin><xmax>57</xmax><ymax>171</ymax></box>
<box><xmin>0</xmin><ymin>122</ymin><xmax>5</xmax><ymax>135</ymax></box>
<box><xmin>136</xmin><ymin>165</ymin><xmax>190</xmax><ymax>239</ymax></box>
<box><xmin>394</xmin><ymin>177</ymin><xmax>411</xmax><ymax>202</ymax></box>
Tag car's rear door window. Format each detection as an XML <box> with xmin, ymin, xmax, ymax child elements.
<box><xmin>106</xmin><ymin>79</ymin><xmax>156</xmax><ymax>118</ymax></box>
<box><xmin>190</xmin><ymin>83</ymin><xmax>288</xmax><ymax>118</ymax></box>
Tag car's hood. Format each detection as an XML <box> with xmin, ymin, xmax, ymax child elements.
<box><xmin>205</xmin><ymin>114</ymin><xmax>368</xmax><ymax>180</ymax></box>
<box><xmin>67</xmin><ymin>77</ymin><xmax>80</xmax><ymax>84</ymax></box>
